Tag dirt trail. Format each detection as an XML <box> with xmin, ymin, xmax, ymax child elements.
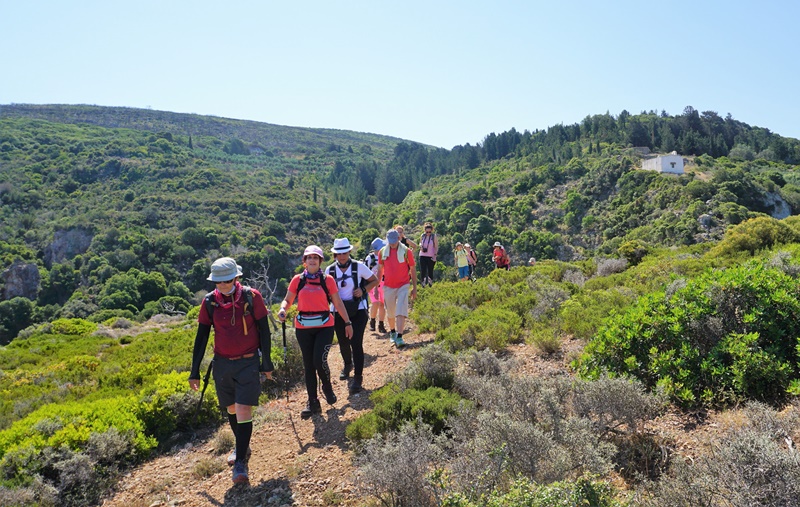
<box><xmin>101</xmin><ymin>324</ymin><xmax>425</xmax><ymax>507</ymax></box>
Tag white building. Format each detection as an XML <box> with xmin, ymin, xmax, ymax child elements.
<box><xmin>641</xmin><ymin>151</ymin><xmax>684</xmax><ymax>174</ymax></box>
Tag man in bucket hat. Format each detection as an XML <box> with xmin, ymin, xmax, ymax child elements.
<box><xmin>377</xmin><ymin>229</ymin><xmax>418</xmax><ymax>348</ymax></box>
<box><xmin>189</xmin><ymin>257</ymin><xmax>274</xmax><ymax>485</ymax></box>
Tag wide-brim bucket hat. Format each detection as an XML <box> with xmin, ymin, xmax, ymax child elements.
<box><xmin>331</xmin><ymin>237</ymin><xmax>354</xmax><ymax>253</ymax></box>
<box><xmin>303</xmin><ymin>245</ymin><xmax>325</xmax><ymax>260</ymax></box>
<box><xmin>207</xmin><ymin>257</ymin><xmax>243</xmax><ymax>281</ymax></box>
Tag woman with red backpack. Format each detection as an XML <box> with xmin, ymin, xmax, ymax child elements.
<box><xmin>277</xmin><ymin>246</ymin><xmax>353</xmax><ymax>419</ymax></box>
<box><xmin>492</xmin><ymin>242</ymin><xmax>510</xmax><ymax>270</ymax></box>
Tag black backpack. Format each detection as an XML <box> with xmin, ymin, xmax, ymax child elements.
<box><xmin>204</xmin><ymin>286</ymin><xmax>254</xmax><ymax>326</ymax></box>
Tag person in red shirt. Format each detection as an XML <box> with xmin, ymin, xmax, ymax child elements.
<box><xmin>277</xmin><ymin>245</ymin><xmax>353</xmax><ymax>419</ymax></box>
<box><xmin>190</xmin><ymin>257</ymin><xmax>273</xmax><ymax>485</ymax></box>
<box><xmin>492</xmin><ymin>242</ymin><xmax>510</xmax><ymax>270</ymax></box>
<box><xmin>377</xmin><ymin>229</ymin><xmax>418</xmax><ymax>348</ymax></box>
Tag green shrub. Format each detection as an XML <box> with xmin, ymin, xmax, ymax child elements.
<box><xmin>50</xmin><ymin>318</ymin><xmax>97</xmax><ymax>336</ymax></box>
<box><xmin>346</xmin><ymin>385</ymin><xmax>466</xmax><ymax>443</ymax></box>
<box><xmin>442</xmin><ymin>476</ymin><xmax>623</xmax><ymax>507</ymax></box>
<box><xmin>437</xmin><ymin>306</ymin><xmax>522</xmax><ymax>352</ymax></box>
<box><xmin>576</xmin><ymin>260</ymin><xmax>800</xmax><ymax>406</ymax></box>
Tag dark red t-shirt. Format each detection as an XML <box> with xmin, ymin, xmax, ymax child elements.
<box><xmin>198</xmin><ymin>287</ymin><xmax>268</xmax><ymax>358</ymax></box>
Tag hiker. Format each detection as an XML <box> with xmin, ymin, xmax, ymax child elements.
<box><xmin>377</xmin><ymin>229</ymin><xmax>418</xmax><ymax>348</ymax></box>
<box><xmin>418</xmin><ymin>222</ymin><xmax>438</xmax><ymax>287</ymax></box>
<box><xmin>493</xmin><ymin>242</ymin><xmax>510</xmax><ymax>270</ymax></box>
<box><xmin>394</xmin><ymin>225</ymin><xmax>418</xmax><ymax>250</ymax></box>
<box><xmin>277</xmin><ymin>245</ymin><xmax>352</xmax><ymax>419</ymax></box>
<box><xmin>189</xmin><ymin>257</ymin><xmax>274</xmax><ymax>485</ymax></box>
<box><xmin>529</xmin><ymin>257</ymin><xmax>536</xmax><ymax>266</ymax></box>
<box><xmin>455</xmin><ymin>242</ymin><xmax>470</xmax><ymax>281</ymax></box>
<box><xmin>465</xmin><ymin>243</ymin><xmax>478</xmax><ymax>280</ymax></box>
<box><xmin>325</xmin><ymin>238</ymin><xmax>378</xmax><ymax>394</ymax></box>
<box><xmin>364</xmin><ymin>237</ymin><xmax>388</xmax><ymax>334</ymax></box>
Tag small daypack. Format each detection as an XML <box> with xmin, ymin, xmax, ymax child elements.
<box><xmin>326</xmin><ymin>261</ymin><xmax>370</xmax><ymax>316</ymax></box>
<box><xmin>365</xmin><ymin>252</ymin><xmax>379</xmax><ymax>271</ymax></box>
<box><xmin>204</xmin><ymin>287</ymin><xmax>254</xmax><ymax>323</ymax></box>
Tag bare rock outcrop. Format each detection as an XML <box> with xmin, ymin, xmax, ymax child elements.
<box><xmin>2</xmin><ymin>260</ymin><xmax>40</xmax><ymax>301</ymax></box>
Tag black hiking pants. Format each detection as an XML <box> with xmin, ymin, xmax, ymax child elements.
<box><xmin>295</xmin><ymin>326</ymin><xmax>334</xmax><ymax>401</ymax></box>
<box><xmin>334</xmin><ymin>309</ymin><xmax>368</xmax><ymax>376</ymax></box>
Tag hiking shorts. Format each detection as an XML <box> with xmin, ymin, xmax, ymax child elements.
<box><xmin>383</xmin><ymin>284</ymin><xmax>410</xmax><ymax>319</ymax></box>
<box><xmin>213</xmin><ymin>354</ymin><xmax>261</xmax><ymax>408</ymax></box>
<box><xmin>458</xmin><ymin>265</ymin><xmax>470</xmax><ymax>279</ymax></box>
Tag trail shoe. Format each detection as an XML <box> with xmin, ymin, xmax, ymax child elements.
<box><xmin>378</xmin><ymin>322</ymin><xmax>387</xmax><ymax>334</ymax></box>
<box><xmin>322</xmin><ymin>383</ymin><xmax>337</xmax><ymax>405</ymax></box>
<box><xmin>227</xmin><ymin>446</ymin><xmax>251</xmax><ymax>466</ymax></box>
<box><xmin>339</xmin><ymin>363</ymin><xmax>352</xmax><ymax>380</ymax></box>
<box><xmin>348</xmin><ymin>375</ymin><xmax>363</xmax><ymax>394</ymax></box>
<box><xmin>232</xmin><ymin>460</ymin><xmax>249</xmax><ymax>484</ymax></box>
<box><xmin>389</xmin><ymin>331</ymin><xmax>398</xmax><ymax>346</ymax></box>
<box><xmin>369</xmin><ymin>318</ymin><xmax>376</xmax><ymax>332</ymax></box>
<box><xmin>395</xmin><ymin>334</ymin><xmax>407</xmax><ymax>349</ymax></box>
<box><xmin>300</xmin><ymin>398</ymin><xmax>322</xmax><ymax>419</ymax></box>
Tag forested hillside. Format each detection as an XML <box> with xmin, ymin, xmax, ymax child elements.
<box><xmin>2</xmin><ymin>104</ymin><xmax>800</xmax><ymax>506</ymax></box>
<box><xmin>1</xmin><ymin>104</ymin><xmax>800</xmax><ymax>344</ymax></box>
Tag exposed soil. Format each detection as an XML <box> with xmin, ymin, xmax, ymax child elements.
<box><xmin>100</xmin><ymin>327</ymin><xmax>720</xmax><ymax>507</ymax></box>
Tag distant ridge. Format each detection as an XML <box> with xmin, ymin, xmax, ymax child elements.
<box><xmin>0</xmin><ymin>103</ymin><xmax>414</xmax><ymax>158</ymax></box>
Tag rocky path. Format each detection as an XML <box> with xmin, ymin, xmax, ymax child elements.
<box><xmin>101</xmin><ymin>324</ymin><xmax>424</xmax><ymax>507</ymax></box>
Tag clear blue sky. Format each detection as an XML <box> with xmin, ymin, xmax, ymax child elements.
<box><xmin>2</xmin><ymin>1</ymin><xmax>798</xmax><ymax>149</ymax></box>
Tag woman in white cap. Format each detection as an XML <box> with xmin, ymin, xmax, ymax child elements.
<box><xmin>277</xmin><ymin>246</ymin><xmax>352</xmax><ymax>419</ymax></box>
<box><xmin>364</xmin><ymin>237</ymin><xmax>388</xmax><ymax>334</ymax></box>
<box><xmin>492</xmin><ymin>241</ymin><xmax>510</xmax><ymax>270</ymax></box>
<box><xmin>324</xmin><ymin>238</ymin><xmax>378</xmax><ymax>394</ymax></box>
<box><xmin>189</xmin><ymin>257</ymin><xmax>273</xmax><ymax>485</ymax></box>
<box><xmin>465</xmin><ymin>243</ymin><xmax>478</xmax><ymax>280</ymax></box>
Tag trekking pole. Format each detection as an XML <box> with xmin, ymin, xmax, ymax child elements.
<box><xmin>282</xmin><ymin>321</ymin><xmax>289</xmax><ymax>404</ymax></box>
<box><xmin>192</xmin><ymin>359</ymin><xmax>214</xmax><ymax>432</ymax></box>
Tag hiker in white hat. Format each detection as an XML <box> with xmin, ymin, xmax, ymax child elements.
<box><xmin>325</xmin><ymin>238</ymin><xmax>378</xmax><ymax>395</ymax></box>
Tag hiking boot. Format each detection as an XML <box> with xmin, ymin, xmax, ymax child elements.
<box><xmin>395</xmin><ymin>334</ymin><xmax>407</xmax><ymax>349</ymax></box>
<box><xmin>300</xmin><ymin>398</ymin><xmax>321</xmax><ymax>419</ymax></box>
<box><xmin>232</xmin><ymin>460</ymin><xmax>249</xmax><ymax>484</ymax></box>
<box><xmin>378</xmin><ymin>322</ymin><xmax>387</xmax><ymax>334</ymax></box>
<box><xmin>339</xmin><ymin>363</ymin><xmax>352</xmax><ymax>380</ymax></box>
<box><xmin>369</xmin><ymin>318</ymin><xmax>376</xmax><ymax>332</ymax></box>
<box><xmin>322</xmin><ymin>383</ymin><xmax>337</xmax><ymax>405</ymax></box>
<box><xmin>227</xmin><ymin>446</ymin><xmax>251</xmax><ymax>466</ymax></box>
<box><xmin>348</xmin><ymin>375</ymin><xmax>363</xmax><ymax>394</ymax></box>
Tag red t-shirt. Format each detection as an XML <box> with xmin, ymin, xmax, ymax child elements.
<box><xmin>379</xmin><ymin>246</ymin><xmax>416</xmax><ymax>288</ymax></box>
<box><xmin>198</xmin><ymin>287</ymin><xmax>268</xmax><ymax>358</ymax></box>
<box><xmin>493</xmin><ymin>247</ymin><xmax>509</xmax><ymax>267</ymax></box>
<box><xmin>287</xmin><ymin>274</ymin><xmax>339</xmax><ymax>328</ymax></box>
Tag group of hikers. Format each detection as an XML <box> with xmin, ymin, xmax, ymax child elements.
<box><xmin>187</xmin><ymin>224</ymin><xmax>517</xmax><ymax>484</ymax></box>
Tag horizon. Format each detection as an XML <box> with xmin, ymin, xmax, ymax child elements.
<box><xmin>1</xmin><ymin>1</ymin><xmax>798</xmax><ymax>149</ymax></box>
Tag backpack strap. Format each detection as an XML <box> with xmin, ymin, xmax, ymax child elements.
<box><xmin>204</xmin><ymin>287</ymin><xmax>254</xmax><ymax>328</ymax></box>
<box><xmin>297</xmin><ymin>273</ymin><xmax>331</xmax><ymax>303</ymax></box>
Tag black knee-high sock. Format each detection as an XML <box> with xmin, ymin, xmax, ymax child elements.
<box><xmin>235</xmin><ymin>420</ymin><xmax>252</xmax><ymax>461</ymax></box>
<box><xmin>227</xmin><ymin>411</ymin><xmax>238</xmax><ymax>438</ymax></box>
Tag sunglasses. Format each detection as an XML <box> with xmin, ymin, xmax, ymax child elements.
<box><xmin>216</xmin><ymin>279</ymin><xmax>235</xmax><ymax>284</ymax></box>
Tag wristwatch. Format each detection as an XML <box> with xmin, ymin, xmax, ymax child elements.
<box><xmin>345</xmin><ymin>322</ymin><xmax>352</xmax><ymax>326</ymax></box>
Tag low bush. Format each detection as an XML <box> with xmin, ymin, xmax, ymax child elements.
<box><xmin>437</xmin><ymin>307</ymin><xmax>522</xmax><ymax>352</ymax></box>
<box><xmin>50</xmin><ymin>318</ymin><xmax>97</xmax><ymax>336</ymax></box>
<box><xmin>576</xmin><ymin>260</ymin><xmax>800</xmax><ymax>406</ymax></box>
<box><xmin>346</xmin><ymin>385</ymin><xmax>466</xmax><ymax>443</ymax></box>
<box><xmin>441</xmin><ymin>476</ymin><xmax>624</xmax><ymax>507</ymax></box>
